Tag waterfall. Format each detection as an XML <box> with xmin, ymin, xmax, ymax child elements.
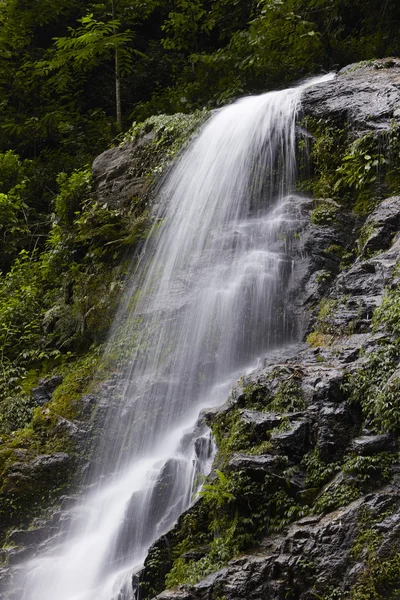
<box><xmin>7</xmin><ymin>74</ymin><xmax>334</xmax><ymax>600</ymax></box>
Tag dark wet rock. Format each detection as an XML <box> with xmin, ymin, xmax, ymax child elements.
<box><xmin>227</xmin><ymin>453</ymin><xmax>280</xmax><ymax>477</ymax></box>
<box><xmin>92</xmin><ymin>137</ymin><xmax>153</xmax><ymax>209</ymax></box>
<box><xmin>271</xmin><ymin>420</ymin><xmax>310</xmax><ymax>460</ymax></box>
<box><xmin>304</xmin><ymin>232</ymin><xmax>400</xmax><ymax>339</ymax></box>
<box><xmin>352</xmin><ymin>434</ymin><xmax>395</xmax><ymax>455</ymax></box>
<box><xmin>194</xmin><ymin>435</ymin><xmax>213</xmax><ymax>462</ymax></box>
<box><xmin>359</xmin><ymin>196</ymin><xmax>400</xmax><ymax>256</ymax></box>
<box><xmin>6</xmin><ymin>527</ymin><xmax>55</xmax><ymax>548</ymax></box>
<box><xmin>154</xmin><ymin>484</ymin><xmax>400</xmax><ymax>600</ymax></box>
<box><xmin>53</xmin><ymin>416</ymin><xmax>85</xmax><ymax>442</ymax></box>
<box><xmin>3</xmin><ymin>453</ymin><xmax>72</xmax><ymax>495</ymax></box>
<box><xmin>240</xmin><ymin>409</ymin><xmax>282</xmax><ymax>430</ymax></box>
<box><xmin>301</xmin><ymin>59</ymin><xmax>400</xmax><ymax>130</ymax></box>
<box><xmin>0</xmin><ymin>452</ymin><xmax>74</xmax><ymax>543</ymax></box>
<box><xmin>32</xmin><ymin>375</ymin><xmax>63</xmax><ymax>406</ymax></box>
<box><xmin>317</xmin><ymin>403</ymin><xmax>360</xmax><ymax>462</ymax></box>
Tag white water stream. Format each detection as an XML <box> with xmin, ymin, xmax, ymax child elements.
<box><xmin>8</xmin><ymin>74</ymin><xmax>334</xmax><ymax>600</ymax></box>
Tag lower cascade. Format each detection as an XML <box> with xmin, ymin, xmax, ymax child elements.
<box><xmin>8</xmin><ymin>74</ymin><xmax>334</xmax><ymax>600</ymax></box>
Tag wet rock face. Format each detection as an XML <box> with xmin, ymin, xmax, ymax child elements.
<box><xmin>91</xmin><ymin>135</ymin><xmax>153</xmax><ymax>209</ymax></box>
<box><xmin>359</xmin><ymin>196</ymin><xmax>400</xmax><ymax>255</ymax></box>
<box><xmin>154</xmin><ymin>483</ymin><xmax>400</xmax><ymax>600</ymax></box>
<box><xmin>301</xmin><ymin>59</ymin><xmax>400</xmax><ymax>130</ymax></box>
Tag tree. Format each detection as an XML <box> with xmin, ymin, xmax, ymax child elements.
<box><xmin>38</xmin><ymin>0</ymin><xmax>160</xmax><ymax>129</ymax></box>
<box><xmin>38</xmin><ymin>13</ymin><xmax>132</xmax><ymax>129</ymax></box>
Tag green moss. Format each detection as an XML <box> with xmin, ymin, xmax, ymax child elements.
<box><xmin>211</xmin><ymin>409</ymin><xmax>274</xmax><ymax>460</ymax></box>
<box><xmin>299</xmin><ymin>117</ymin><xmax>347</xmax><ymax>199</ymax></box>
<box><xmin>240</xmin><ymin>381</ymin><xmax>271</xmax><ymax>409</ymax></box>
<box><xmin>306</xmin><ymin>331</ymin><xmax>334</xmax><ymax>347</ymax></box>
<box><xmin>240</xmin><ymin>369</ymin><xmax>305</xmax><ymax>413</ymax></box>
<box><xmin>123</xmin><ymin>110</ymin><xmax>209</xmax><ymax>180</ymax></box>
<box><xmin>357</xmin><ymin>221</ymin><xmax>376</xmax><ymax>255</ymax></box>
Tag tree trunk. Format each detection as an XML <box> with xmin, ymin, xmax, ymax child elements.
<box><xmin>112</xmin><ymin>0</ymin><xmax>122</xmax><ymax>130</ymax></box>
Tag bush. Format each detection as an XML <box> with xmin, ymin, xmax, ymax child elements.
<box><xmin>0</xmin><ymin>151</ymin><xmax>22</xmax><ymax>193</ymax></box>
<box><xmin>55</xmin><ymin>168</ymin><xmax>92</xmax><ymax>226</ymax></box>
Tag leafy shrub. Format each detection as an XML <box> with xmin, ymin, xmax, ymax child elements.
<box><xmin>0</xmin><ymin>151</ymin><xmax>22</xmax><ymax>193</ymax></box>
<box><xmin>55</xmin><ymin>168</ymin><xmax>92</xmax><ymax>225</ymax></box>
<box><xmin>0</xmin><ymin>193</ymin><xmax>29</xmax><ymax>272</ymax></box>
<box><xmin>335</xmin><ymin>133</ymin><xmax>386</xmax><ymax>193</ymax></box>
<box><xmin>344</xmin><ymin>343</ymin><xmax>400</xmax><ymax>434</ymax></box>
<box><xmin>310</xmin><ymin>199</ymin><xmax>340</xmax><ymax>225</ymax></box>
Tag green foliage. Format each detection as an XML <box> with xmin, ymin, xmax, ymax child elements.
<box><xmin>212</xmin><ymin>410</ymin><xmax>252</xmax><ymax>459</ymax></box>
<box><xmin>315</xmin><ymin>270</ymin><xmax>333</xmax><ymax>284</ymax></box>
<box><xmin>300</xmin><ymin>118</ymin><xmax>347</xmax><ymax>199</ymax></box>
<box><xmin>349</xmin><ymin>507</ymin><xmax>400</xmax><ymax>600</ymax></box>
<box><xmin>0</xmin><ymin>251</ymin><xmax>51</xmax><ymax>395</ymax></box>
<box><xmin>303</xmin><ymin>448</ymin><xmax>340</xmax><ymax>490</ymax></box>
<box><xmin>312</xmin><ymin>298</ymin><xmax>338</xmax><ymax>336</ymax></box>
<box><xmin>344</xmin><ymin>343</ymin><xmax>400</xmax><ymax>434</ymax></box>
<box><xmin>304</xmin><ymin>118</ymin><xmax>400</xmax><ymax>215</ymax></box>
<box><xmin>374</xmin><ymin>287</ymin><xmax>400</xmax><ymax>336</ymax></box>
<box><xmin>45</xmin><ymin>13</ymin><xmax>134</xmax><ymax>79</ymax></box>
<box><xmin>167</xmin><ymin>467</ymin><xmax>299</xmax><ymax>587</ymax></box>
<box><xmin>165</xmin><ymin>535</ymin><xmax>232</xmax><ymax>588</ymax></box>
<box><xmin>313</xmin><ymin>453</ymin><xmax>394</xmax><ymax>515</ymax></box>
<box><xmin>240</xmin><ymin>369</ymin><xmax>305</xmax><ymax>414</ymax></box>
<box><xmin>270</xmin><ymin>374</ymin><xmax>306</xmax><ymax>413</ymax></box>
<box><xmin>310</xmin><ymin>200</ymin><xmax>340</xmax><ymax>225</ymax></box>
<box><xmin>343</xmin><ymin>453</ymin><xmax>393</xmax><ymax>484</ymax></box>
<box><xmin>55</xmin><ymin>168</ymin><xmax>92</xmax><ymax>225</ymax></box>
<box><xmin>162</xmin><ymin>0</ymin><xmax>215</xmax><ymax>54</ymax></box>
<box><xmin>200</xmin><ymin>470</ymin><xmax>236</xmax><ymax>509</ymax></box>
<box><xmin>357</xmin><ymin>221</ymin><xmax>376</xmax><ymax>255</ymax></box>
<box><xmin>0</xmin><ymin>193</ymin><xmax>29</xmax><ymax>272</ymax></box>
<box><xmin>335</xmin><ymin>134</ymin><xmax>386</xmax><ymax>191</ymax></box>
<box><xmin>0</xmin><ymin>151</ymin><xmax>22</xmax><ymax>193</ymax></box>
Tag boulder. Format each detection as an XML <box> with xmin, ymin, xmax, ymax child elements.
<box><xmin>359</xmin><ymin>196</ymin><xmax>400</xmax><ymax>255</ymax></box>
<box><xmin>91</xmin><ymin>137</ymin><xmax>153</xmax><ymax>209</ymax></box>
<box><xmin>32</xmin><ymin>375</ymin><xmax>63</xmax><ymax>406</ymax></box>
<box><xmin>301</xmin><ymin>59</ymin><xmax>400</xmax><ymax>130</ymax></box>
<box><xmin>352</xmin><ymin>434</ymin><xmax>395</xmax><ymax>456</ymax></box>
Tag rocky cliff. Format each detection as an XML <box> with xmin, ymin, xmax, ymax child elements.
<box><xmin>2</xmin><ymin>60</ymin><xmax>400</xmax><ymax>600</ymax></box>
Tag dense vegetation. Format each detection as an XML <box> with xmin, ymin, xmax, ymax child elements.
<box><xmin>1</xmin><ymin>0</ymin><xmax>400</xmax><ymax>382</ymax></box>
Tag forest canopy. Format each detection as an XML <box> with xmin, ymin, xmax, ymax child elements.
<box><xmin>1</xmin><ymin>0</ymin><xmax>400</xmax><ymax>164</ymax></box>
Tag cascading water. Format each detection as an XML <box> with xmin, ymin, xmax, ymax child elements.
<box><xmin>6</xmin><ymin>74</ymin><xmax>334</xmax><ymax>600</ymax></box>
